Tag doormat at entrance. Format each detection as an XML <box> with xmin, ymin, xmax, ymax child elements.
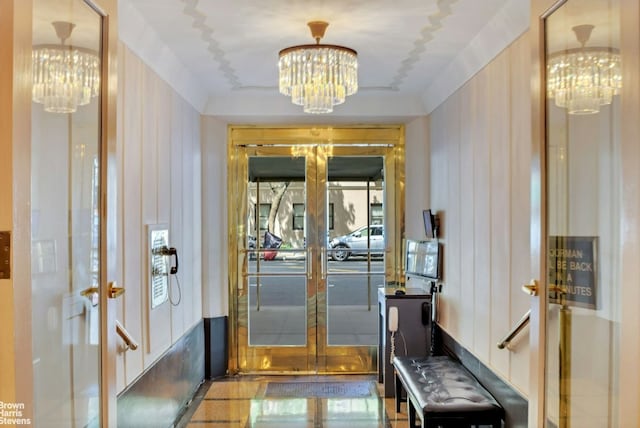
<box><xmin>264</xmin><ymin>381</ymin><xmax>373</xmax><ymax>398</ymax></box>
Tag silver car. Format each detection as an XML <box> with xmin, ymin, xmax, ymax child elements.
<box><xmin>329</xmin><ymin>225</ymin><xmax>384</xmax><ymax>261</ymax></box>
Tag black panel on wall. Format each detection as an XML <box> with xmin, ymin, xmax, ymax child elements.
<box><xmin>204</xmin><ymin>316</ymin><xmax>228</xmax><ymax>379</ymax></box>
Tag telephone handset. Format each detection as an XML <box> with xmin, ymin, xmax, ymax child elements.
<box><xmin>388</xmin><ymin>307</ymin><xmax>399</xmax><ymax>332</ymax></box>
<box><xmin>421</xmin><ymin>302</ymin><xmax>430</xmax><ymax>326</ymax></box>
<box><xmin>157</xmin><ymin>246</ymin><xmax>179</xmax><ymax>274</ymax></box>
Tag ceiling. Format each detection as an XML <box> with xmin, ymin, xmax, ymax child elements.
<box><xmin>119</xmin><ymin>0</ymin><xmax>530</xmax><ymax>119</ymax></box>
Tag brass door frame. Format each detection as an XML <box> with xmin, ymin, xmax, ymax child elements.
<box><xmin>227</xmin><ymin>125</ymin><xmax>405</xmax><ymax>374</ymax></box>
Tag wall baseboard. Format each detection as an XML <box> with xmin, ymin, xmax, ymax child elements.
<box><xmin>436</xmin><ymin>325</ymin><xmax>529</xmax><ymax>428</ymax></box>
<box><xmin>117</xmin><ymin>321</ymin><xmax>205</xmax><ymax>428</ymax></box>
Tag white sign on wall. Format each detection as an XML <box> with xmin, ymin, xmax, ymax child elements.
<box><xmin>148</xmin><ymin>225</ymin><xmax>169</xmax><ymax>309</ymax></box>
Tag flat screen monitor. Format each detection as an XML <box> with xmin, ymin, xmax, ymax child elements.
<box><xmin>423</xmin><ymin>209</ymin><xmax>436</xmax><ymax>239</ymax></box>
<box><xmin>405</xmin><ymin>239</ymin><xmax>441</xmax><ymax>280</ymax></box>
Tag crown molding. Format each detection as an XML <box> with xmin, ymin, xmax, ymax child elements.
<box><xmin>118</xmin><ymin>0</ymin><xmax>209</xmax><ymax>113</ymax></box>
<box><xmin>421</xmin><ymin>0</ymin><xmax>529</xmax><ymax>114</ymax></box>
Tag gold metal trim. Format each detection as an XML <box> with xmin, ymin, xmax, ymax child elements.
<box><xmin>559</xmin><ymin>305</ymin><xmax>571</xmax><ymax>428</ymax></box>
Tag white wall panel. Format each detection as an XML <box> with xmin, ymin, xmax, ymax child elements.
<box><xmin>459</xmin><ymin>81</ymin><xmax>476</xmax><ymax>349</ymax></box>
<box><xmin>142</xmin><ymin>70</ymin><xmax>172</xmax><ymax>367</ymax></box>
<box><xmin>444</xmin><ymin>94</ymin><xmax>462</xmax><ymax>340</ymax></box>
<box><xmin>429</xmin><ymin>106</ymin><xmax>449</xmax><ymax>327</ymax></box>
<box><xmin>118</xmin><ymin>43</ymin><xmax>202</xmax><ymax>391</ymax></box>
<box><xmin>201</xmin><ymin>116</ymin><xmax>228</xmax><ymax>318</ymax></box>
<box><xmin>429</xmin><ymin>34</ymin><xmax>531</xmax><ymax>394</ymax></box>
<box><xmin>472</xmin><ymin>65</ymin><xmax>492</xmax><ymax>363</ymax></box>
<box><xmin>188</xmin><ymin>104</ymin><xmax>203</xmax><ymax>328</ymax></box>
<box><xmin>508</xmin><ymin>33</ymin><xmax>531</xmax><ymax>394</ymax></box>
<box><xmin>120</xmin><ymin>47</ymin><xmax>144</xmax><ymax>386</ymax></box>
<box><xmin>170</xmin><ymin>92</ymin><xmax>185</xmax><ymax>341</ymax></box>
<box><xmin>405</xmin><ymin>117</ymin><xmax>430</xmax><ymax>239</ymax></box>
<box><xmin>488</xmin><ymin>49</ymin><xmax>511</xmax><ymax>374</ymax></box>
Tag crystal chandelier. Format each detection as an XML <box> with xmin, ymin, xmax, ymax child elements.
<box><xmin>547</xmin><ymin>24</ymin><xmax>621</xmax><ymax>115</ymax></box>
<box><xmin>278</xmin><ymin>21</ymin><xmax>358</xmax><ymax>114</ymax></box>
<box><xmin>32</xmin><ymin>21</ymin><xmax>100</xmax><ymax>114</ymax></box>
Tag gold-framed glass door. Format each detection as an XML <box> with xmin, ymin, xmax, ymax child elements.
<box><xmin>31</xmin><ymin>0</ymin><xmax>109</xmax><ymax>425</ymax></box>
<box><xmin>241</xmin><ymin>146</ymin><xmax>316</xmax><ymax>372</ymax></box>
<box><xmin>228</xmin><ymin>126</ymin><xmax>404</xmax><ymax>374</ymax></box>
<box><xmin>540</xmin><ymin>0</ymin><xmax>622</xmax><ymax>426</ymax></box>
<box><xmin>318</xmin><ymin>146</ymin><xmax>392</xmax><ymax>372</ymax></box>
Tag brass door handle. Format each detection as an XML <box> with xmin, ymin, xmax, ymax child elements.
<box><xmin>80</xmin><ymin>286</ymin><xmax>99</xmax><ymax>297</ymax></box>
<box><xmin>108</xmin><ymin>281</ymin><xmax>125</xmax><ymax>299</ymax></box>
<box><xmin>522</xmin><ymin>279</ymin><xmax>567</xmax><ymax>297</ymax></box>
<box><xmin>522</xmin><ymin>279</ymin><xmax>539</xmax><ymax>296</ymax></box>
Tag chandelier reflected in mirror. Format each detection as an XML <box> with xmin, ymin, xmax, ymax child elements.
<box><xmin>547</xmin><ymin>24</ymin><xmax>621</xmax><ymax>115</ymax></box>
<box><xmin>32</xmin><ymin>21</ymin><xmax>100</xmax><ymax>114</ymax></box>
<box><xmin>278</xmin><ymin>21</ymin><xmax>358</xmax><ymax>114</ymax></box>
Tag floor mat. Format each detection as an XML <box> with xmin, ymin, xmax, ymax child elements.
<box><xmin>264</xmin><ymin>381</ymin><xmax>373</xmax><ymax>398</ymax></box>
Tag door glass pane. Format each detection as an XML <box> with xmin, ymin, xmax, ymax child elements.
<box><xmin>545</xmin><ymin>1</ymin><xmax>621</xmax><ymax>426</ymax></box>
<box><xmin>326</xmin><ymin>156</ymin><xmax>385</xmax><ymax>346</ymax></box>
<box><xmin>246</xmin><ymin>157</ymin><xmax>308</xmax><ymax>346</ymax></box>
<box><xmin>31</xmin><ymin>0</ymin><xmax>102</xmax><ymax>425</ymax></box>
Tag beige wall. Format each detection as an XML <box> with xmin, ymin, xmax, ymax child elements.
<box><xmin>405</xmin><ymin>116</ymin><xmax>430</xmax><ymax>239</ymax></box>
<box><xmin>429</xmin><ymin>32</ymin><xmax>532</xmax><ymax>395</ymax></box>
<box><xmin>115</xmin><ymin>43</ymin><xmax>203</xmax><ymax>392</ymax></box>
<box><xmin>201</xmin><ymin>117</ymin><xmax>227</xmax><ymax>318</ymax></box>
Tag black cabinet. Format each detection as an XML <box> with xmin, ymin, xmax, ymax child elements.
<box><xmin>378</xmin><ymin>287</ymin><xmax>432</xmax><ymax>397</ymax></box>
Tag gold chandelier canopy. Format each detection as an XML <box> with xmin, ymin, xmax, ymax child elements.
<box><xmin>547</xmin><ymin>24</ymin><xmax>621</xmax><ymax>115</ymax></box>
<box><xmin>278</xmin><ymin>21</ymin><xmax>358</xmax><ymax>114</ymax></box>
<box><xmin>32</xmin><ymin>21</ymin><xmax>100</xmax><ymax>114</ymax></box>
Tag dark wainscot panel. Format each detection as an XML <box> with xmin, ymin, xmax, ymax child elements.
<box><xmin>117</xmin><ymin>321</ymin><xmax>205</xmax><ymax>428</ymax></box>
<box><xmin>204</xmin><ymin>316</ymin><xmax>228</xmax><ymax>379</ymax></box>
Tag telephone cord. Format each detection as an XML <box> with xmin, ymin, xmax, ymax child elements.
<box><xmin>390</xmin><ymin>331</ymin><xmax>408</xmax><ymax>364</ymax></box>
<box><xmin>170</xmin><ymin>274</ymin><xmax>182</xmax><ymax>306</ymax></box>
<box><xmin>390</xmin><ymin>332</ymin><xmax>396</xmax><ymax>364</ymax></box>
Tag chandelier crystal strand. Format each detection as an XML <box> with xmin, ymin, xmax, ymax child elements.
<box><xmin>279</xmin><ymin>22</ymin><xmax>357</xmax><ymax>114</ymax></box>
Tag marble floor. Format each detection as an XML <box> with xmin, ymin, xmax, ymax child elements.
<box><xmin>176</xmin><ymin>375</ymin><xmax>408</xmax><ymax>428</ymax></box>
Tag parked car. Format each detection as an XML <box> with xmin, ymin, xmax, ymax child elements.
<box><xmin>329</xmin><ymin>225</ymin><xmax>384</xmax><ymax>261</ymax></box>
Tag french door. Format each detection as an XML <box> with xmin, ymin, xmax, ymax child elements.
<box><xmin>228</xmin><ymin>126</ymin><xmax>404</xmax><ymax>374</ymax></box>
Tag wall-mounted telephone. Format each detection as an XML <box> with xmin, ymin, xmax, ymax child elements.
<box><xmin>148</xmin><ymin>225</ymin><xmax>182</xmax><ymax>309</ymax></box>
<box><xmin>155</xmin><ymin>246</ymin><xmax>179</xmax><ymax>275</ymax></box>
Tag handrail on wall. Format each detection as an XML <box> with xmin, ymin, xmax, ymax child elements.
<box><xmin>116</xmin><ymin>320</ymin><xmax>139</xmax><ymax>351</ymax></box>
<box><xmin>497</xmin><ymin>310</ymin><xmax>530</xmax><ymax>350</ymax></box>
